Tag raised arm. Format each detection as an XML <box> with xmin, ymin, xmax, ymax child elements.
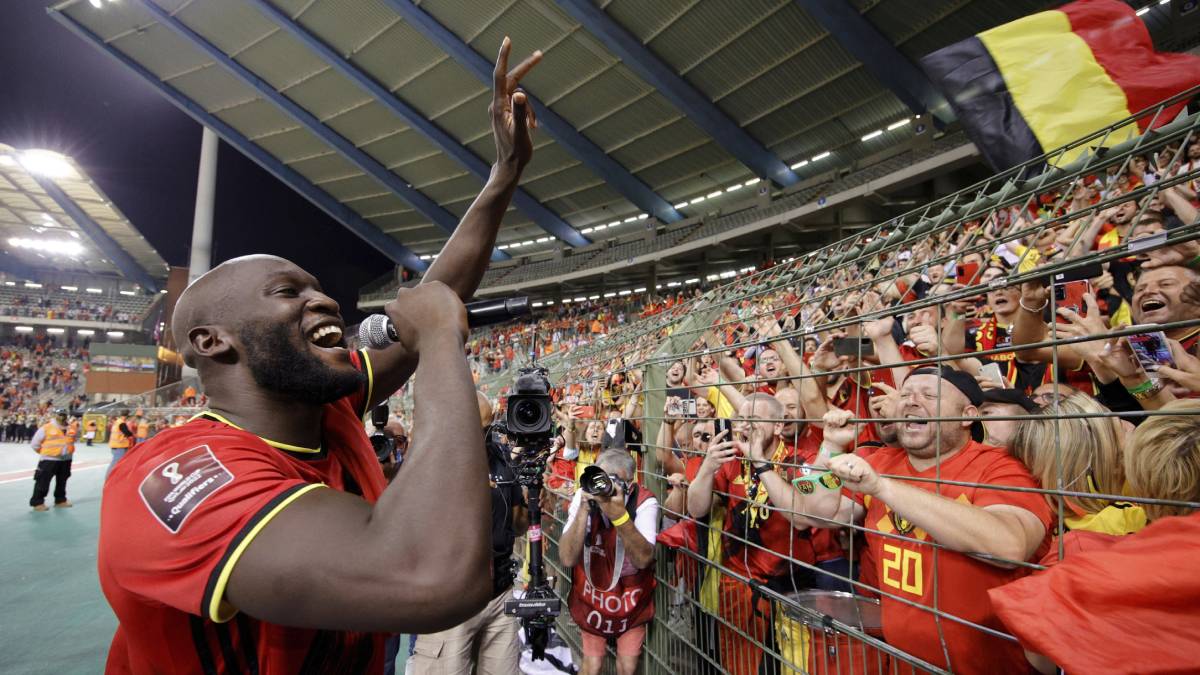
<box><xmin>223</xmin><ymin>282</ymin><xmax>493</xmax><ymax>634</ymax></box>
<box><xmin>366</xmin><ymin>39</ymin><xmax>542</xmax><ymax>408</ymax></box>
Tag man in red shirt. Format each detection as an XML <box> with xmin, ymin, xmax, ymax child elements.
<box><xmin>796</xmin><ymin>367</ymin><xmax>1051</xmax><ymax>675</ymax></box>
<box><xmin>687</xmin><ymin>394</ymin><xmax>817</xmax><ymax>675</ymax></box>
<box><xmin>98</xmin><ymin>39</ymin><xmax>544</xmax><ymax>675</ymax></box>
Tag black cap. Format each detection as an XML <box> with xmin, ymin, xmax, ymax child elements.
<box><xmin>981</xmin><ymin>389</ymin><xmax>1039</xmax><ymax>413</ymax></box>
<box><xmin>53</xmin><ymin>408</ymin><xmax>67</xmax><ymax>416</ymax></box>
<box><xmin>908</xmin><ymin>366</ymin><xmax>986</xmax><ymax>441</ymax></box>
<box><xmin>909</xmin><ymin>366</ymin><xmax>985</xmax><ymax>407</ymax></box>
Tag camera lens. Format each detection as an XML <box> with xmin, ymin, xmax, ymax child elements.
<box><xmin>514</xmin><ymin>399</ymin><xmax>545</xmax><ymax>429</ymax></box>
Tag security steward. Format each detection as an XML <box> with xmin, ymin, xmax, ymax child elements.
<box><xmin>106</xmin><ymin>410</ymin><xmax>132</xmax><ymax>478</ymax></box>
<box><xmin>29</xmin><ymin>408</ymin><xmax>77</xmax><ymax>511</ymax></box>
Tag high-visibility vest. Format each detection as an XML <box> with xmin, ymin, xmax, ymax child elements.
<box><xmin>38</xmin><ymin>422</ymin><xmax>75</xmax><ymax>458</ymax></box>
<box><xmin>136</xmin><ymin>420</ymin><xmax>149</xmax><ymax>439</ymax></box>
<box><xmin>109</xmin><ymin>418</ymin><xmax>131</xmax><ymax>449</ymax></box>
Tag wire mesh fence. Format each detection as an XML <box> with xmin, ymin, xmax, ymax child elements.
<box><xmin>491</xmin><ymin>89</ymin><xmax>1200</xmax><ymax>674</ymax></box>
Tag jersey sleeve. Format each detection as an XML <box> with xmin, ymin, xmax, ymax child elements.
<box><xmin>100</xmin><ymin>439</ymin><xmax>323</xmax><ymax>623</ymax></box>
<box><xmin>346</xmin><ymin>348</ymin><xmax>375</xmax><ymax>418</ymax></box>
<box><xmin>974</xmin><ymin>452</ymin><xmax>1053</xmax><ymax>530</ymax></box>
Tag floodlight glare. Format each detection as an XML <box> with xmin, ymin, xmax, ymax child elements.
<box><xmin>8</xmin><ymin>237</ymin><xmax>84</xmax><ymax>256</ymax></box>
<box><xmin>19</xmin><ymin>150</ymin><xmax>76</xmax><ymax>179</ymax></box>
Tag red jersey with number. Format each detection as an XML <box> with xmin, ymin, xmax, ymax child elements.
<box><xmin>714</xmin><ymin>442</ymin><xmax>816</xmax><ymax>582</ymax></box>
<box><xmin>99</xmin><ymin>351</ymin><xmax>390</xmax><ymax>675</ymax></box>
<box><xmin>852</xmin><ymin>441</ymin><xmax>1051</xmax><ymax>675</ymax></box>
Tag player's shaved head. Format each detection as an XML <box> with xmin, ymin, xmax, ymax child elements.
<box><xmin>172</xmin><ymin>255</ymin><xmax>293</xmax><ymax>367</ymax></box>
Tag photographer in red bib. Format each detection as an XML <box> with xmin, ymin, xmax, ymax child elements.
<box><xmin>559</xmin><ymin>450</ymin><xmax>658</xmax><ymax>675</ymax></box>
<box><xmin>97</xmin><ymin>38</ymin><xmax>543</xmax><ymax>675</ymax></box>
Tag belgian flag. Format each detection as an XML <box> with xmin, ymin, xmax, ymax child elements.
<box><xmin>920</xmin><ymin>0</ymin><xmax>1200</xmax><ymax>170</ymax></box>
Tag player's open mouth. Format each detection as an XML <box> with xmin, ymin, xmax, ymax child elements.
<box><xmin>903</xmin><ymin>416</ymin><xmax>928</xmax><ymax>431</ymax></box>
<box><xmin>308</xmin><ymin>324</ymin><xmax>344</xmax><ymax>349</ymax></box>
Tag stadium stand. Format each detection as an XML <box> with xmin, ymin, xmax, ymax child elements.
<box><xmin>439</xmin><ymin>91</ymin><xmax>1200</xmax><ymax>674</ymax></box>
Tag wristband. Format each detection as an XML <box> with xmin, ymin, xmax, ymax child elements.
<box><xmin>610</xmin><ymin>512</ymin><xmax>631</xmax><ymax>528</ymax></box>
<box><xmin>1126</xmin><ymin>379</ymin><xmax>1163</xmax><ymax>401</ymax></box>
<box><xmin>752</xmin><ymin>462</ymin><xmax>774</xmax><ymax>479</ymax></box>
<box><xmin>1019</xmin><ymin>297</ymin><xmax>1049</xmax><ymax>313</ymax></box>
<box><xmin>818</xmin><ymin>441</ymin><xmax>845</xmax><ymax>458</ymax></box>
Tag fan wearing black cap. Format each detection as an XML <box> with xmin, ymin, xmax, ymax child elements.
<box><xmin>978</xmin><ymin>389</ymin><xmax>1039</xmax><ymax>448</ymax></box>
<box><xmin>795</xmin><ymin>366</ymin><xmax>1052</xmax><ymax>675</ymax></box>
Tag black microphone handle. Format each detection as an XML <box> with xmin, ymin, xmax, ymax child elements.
<box><xmin>465</xmin><ymin>296</ymin><xmax>531</xmax><ymax>328</ymax></box>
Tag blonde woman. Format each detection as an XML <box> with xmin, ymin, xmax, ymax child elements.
<box><xmin>1124</xmin><ymin>398</ymin><xmax>1200</xmax><ymax>521</ymax></box>
<box><xmin>1009</xmin><ymin>393</ymin><xmax>1145</xmax><ymax>565</ymax></box>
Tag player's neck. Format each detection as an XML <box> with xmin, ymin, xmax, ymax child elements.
<box><xmin>206</xmin><ymin>387</ymin><xmax>323</xmax><ymax>450</ymax></box>
<box><xmin>906</xmin><ymin>437</ymin><xmax>970</xmax><ymax>472</ymax></box>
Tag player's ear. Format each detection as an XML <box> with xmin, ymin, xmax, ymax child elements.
<box><xmin>961</xmin><ymin>403</ymin><xmax>980</xmax><ymax>430</ymax></box>
<box><xmin>188</xmin><ymin>325</ymin><xmax>236</xmax><ymax>363</ymax></box>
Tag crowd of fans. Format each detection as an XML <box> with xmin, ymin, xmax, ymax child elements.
<box><xmin>467</xmin><ymin>292</ymin><xmax>700</xmax><ymax>376</ymax></box>
<box><xmin>471</xmin><ymin>138</ymin><xmax>1200</xmax><ymax>674</ymax></box>
<box><xmin>0</xmin><ymin>335</ymin><xmax>88</xmax><ymax>440</ymax></box>
<box><xmin>0</xmin><ymin>290</ymin><xmax>142</xmax><ymax>323</ymax></box>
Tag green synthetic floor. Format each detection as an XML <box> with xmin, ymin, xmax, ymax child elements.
<box><xmin>0</xmin><ymin>442</ymin><xmax>116</xmax><ymax>675</ymax></box>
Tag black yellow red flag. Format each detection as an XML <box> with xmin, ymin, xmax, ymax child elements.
<box><xmin>920</xmin><ymin>0</ymin><xmax>1200</xmax><ymax>170</ymax></box>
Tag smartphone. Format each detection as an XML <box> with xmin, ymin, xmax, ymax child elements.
<box><xmin>1053</xmin><ymin>279</ymin><xmax>1091</xmax><ymax>317</ymax></box>
<box><xmin>665</xmin><ymin>398</ymin><xmax>698</xmax><ymax>417</ymax></box>
<box><xmin>834</xmin><ymin>337</ymin><xmax>875</xmax><ymax>358</ymax></box>
<box><xmin>956</xmin><ymin>262</ymin><xmax>980</xmax><ymax>286</ymax></box>
<box><xmin>1127</xmin><ymin>331</ymin><xmax>1175</xmax><ymax>372</ymax></box>
<box><xmin>571</xmin><ymin>405</ymin><xmax>596</xmax><ymax>420</ymax></box>
<box><xmin>713</xmin><ymin>417</ymin><xmax>733</xmax><ymax>440</ymax></box>
<box><xmin>980</xmin><ymin>362</ymin><xmax>1006</xmax><ymax>387</ymax></box>
<box><xmin>1048</xmin><ymin>262</ymin><xmax>1104</xmax><ymax>285</ymax></box>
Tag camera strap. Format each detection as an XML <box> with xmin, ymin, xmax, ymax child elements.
<box><xmin>582</xmin><ymin>487</ymin><xmax>638</xmax><ymax>593</ymax></box>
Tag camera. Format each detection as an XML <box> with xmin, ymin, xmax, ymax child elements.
<box><xmin>506</xmin><ymin>366</ymin><xmax>554</xmax><ymax>447</ymax></box>
<box><xmin>579</xmin><ymin>464</ymin><xmax>628</xmax><ymax>498</ymax></box>
<box><xmin>368</xmin><ymin>404</ymin><xmax>397</xmax><ymax>464</ymax></box>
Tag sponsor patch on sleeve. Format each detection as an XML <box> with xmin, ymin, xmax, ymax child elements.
<box><xmin>138</xmin><ymin>445</ymin><xmax>234</xmax><ymax>534</ymax></box>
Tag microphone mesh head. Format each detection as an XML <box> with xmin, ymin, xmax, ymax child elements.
<box><xmin>359</xmin><ymin>314</ymin><xmax>393</xmax><ymax>350</ymax></box>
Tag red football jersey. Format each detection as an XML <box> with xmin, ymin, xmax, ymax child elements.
<box><xmin>853</xmin><ymin>441</ymin><xmax>1051</xmax><ymax>675</ymax></box>
<box><xmin>99</xmin><ymin>350</ymin><xmax>390</xmax><ymax>674</ymax></box>
<box><xmin>714</xmin><ymin>441</ymin><xmax>816</xmax><ymax>582</ymax></box>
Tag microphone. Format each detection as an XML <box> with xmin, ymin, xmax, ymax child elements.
<box><xmin>358</xmin><ymin>296</ymin><xmax>532</xmax><ymax>349</ymax></box>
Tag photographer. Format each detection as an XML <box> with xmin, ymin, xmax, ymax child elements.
<box><xmin>559</xmin><ymin>451</ymin><xmax>658</xmax><ymax>675</ymax></box>
<box><xmin>410</xmin><ymin>391</ymin><xmax>528</xmax><ymax>673</ymax></box>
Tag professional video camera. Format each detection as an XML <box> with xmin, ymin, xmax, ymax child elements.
<box><xmin>494</xmin><ymin>366</ymin><xmax>562</xmax><ymax>661</ymax></box>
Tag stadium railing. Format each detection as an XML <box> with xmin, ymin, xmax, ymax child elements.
<box><xmin>487</xmin><ymin>88</ymin><xmax>1200</xmax><ymax>674</ymax></box>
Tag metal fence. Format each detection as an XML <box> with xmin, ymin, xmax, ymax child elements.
<box><xmin>490</xmin><ymin>89</ymin><xmax>1200</xmax><ymax>674</ymax></box>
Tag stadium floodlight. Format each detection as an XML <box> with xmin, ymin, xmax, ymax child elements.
<box><xmin>812</xmin><ymin>151</ymin><xmax>831</xmax><ymax>161</ymax></box>
<box><xmin>726</xmin><ymin>184</ymin><xmax>744</xmax><ymax>193</ymax></box>
<box><xmin>593</xmin><ymin>224</ymin><xmax>607</xmax><ymax>231</ymax></box>
<box><xmin>655</xmin><ymin>284</ymin><xmax>662</xmax><ymax>289</ymax></box>
<box><xmin>536</xmin><ymin>237</ymin><xmax>550</xmax><ymax>243</ymax></box>
<box><xmin>77</xmin><ymin>329</ymin><xmax>95</xmax><ymax>336</ymax></box>
<box><xmin>3</xmin><ymin>281</ymin><xmax>13</xmax><ymax>286</ymax></box>
<box><xmin>666</xmin><ymin>281</ymin><xmax>680</xmax><ymax>287</ymax></box>
<box><xmin>888</xmin><ymin>119</ymin><xmax>912</xmax><ymax>131</ymax></box>
<box><xmin>637</xmin><ymin>214</ymin><xmax>648</xmax><ymax>220</ymax></box>
<box><xmin>0</xmin><ymin>155</ymin><xmax>15</xmax><ymax>166</ymax></box>
<box><xmin>685</xmin><ymin>278</ymin><xmax>700</xmax><ymax>284</ymax></box>
<box><xmin>623</xmin><ymin>217</ymin><xmax>637</xmax><ymax>223</ymax></box>
<box><xmin>1136</xmin><ymin>5</ymin><xmax>1149</xmax><ymax>14</ymax></box>
<box><xmin>603</xmin><ymin>292</ymin><xmax>616</xmax><ymax>298</ymax></box>
<box><xmin>85</xmin><ymin>287</ymin><xmax>102</xmax><ymax>294</ymax></box>
<box><xmin>579</xmin><ymin>228</ymin><xmax>594</xmax><ymax>235</ymax></box>
<box><xmin>561</xmin><ymin>298</ymin><xmax>572</xmax><ymax>304</ymax></box>
<box><xmin>673</xmin><ymin>202</ymin><xmax>688</xmax><ymax>209</ymax></box>
<box><xmin>46</xmin><ymin>328</ymin><xmax>65</xmax><ymax>335</ymax></box>
<box><xmin>119</xmin><ymin>290</ymin><xmax>136</xmax><ymax>296</ymax></box>
<box><xmin>8</xmin><ymin>237</ymin><xmax>84</xmax><ymax>257</ymax></box>
<box><xmin>607</xmin><ymin>221</ymin><xmax>620</xmax><ymax>228</ymax></box>
<box><xmin>744</xmin><ymin>178</ymin><xmax>761</xmax><ymax>187</ymax></box>
<box><xmin>544</xmin><ymin>300</ymin><xmax>554</xmax><ymax>305</ymax></box>
<box><xmin>689</xmin><ymin>196</ymin><xmax>706</xmax><ymax>205</ymax></box>
<box><xmin>14</xmin><ymin>326</ymin><xmax>33</xmax><ymax>333</ymax></box>
<box><xmin>19</xmin><ymin>150</ymin><xmax>76</xmax><ymax>179</ymax></box>
<box><xmin>24</xmin><ymin>281</ymin><xmax>42</xmax><ymax>288</ymax></box>
<box><xmin>61</xmin><ymin>286</ymin><xmax>78</xmax><ymax>291</ymax></box>
<box><xmin>791</xmin><ymin>160</ymin><xmax>810</xmax><ymax>169</ymax></box>
<box><xmin>532</xmin><ymin>302</ymin><xmax>544</xmax><ymax>308</ymax></box>
<box><xmin>706</xmin><ymin>191</ymin><xmax>722</xmax><ymax>199</ymax></box>
<box><xmin>521</xmin><ymin>240</ymin><xmax>534</xmax><ymax>246</ymax></box>
<box><xmin>573</xmin><ymin>297</ymin><xmax>586</xmax><ymax>302</ymax></box>
<box><xmin>633</xmin><ymin>287</ymin><xmax>646</xmax><ymax>293</ymax></box>
<box><xmin>588</xmin><ymin>295</ymin><xmax>599</xmax><ymax>300</ymax></box>
<box><xmin>498</xmin><ymin>244</ymin><xmax>511</xmax><ymax>249</ymax></box>
<box><xmin>89</xmin><ymin>0</ymin><xmax>102</xmax><ymax>6</ymax></box>
<box><xmin>106</xmin><ymin>331</ymin><xmax>125</xmax><ymax>339</ymax></box>
<box><xmin>618</xmin><ymin>290</ymin><xmax>631</xmax><ymax>296</ymax></box>
<box><xmin>861</xmin><ymin>129</ymin><xmax>884</xmax><ymax>141</ymax></box>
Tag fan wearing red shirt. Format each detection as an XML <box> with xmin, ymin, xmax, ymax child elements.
<box><xmin>793</xmin><ymin>368</ymin><xmax>1051</xmax><ymax>675</ymax></box>
<box><xmin>687</xmin><ymin>394</ymin><xmax>817</xmax><ymax>675</ymax></box>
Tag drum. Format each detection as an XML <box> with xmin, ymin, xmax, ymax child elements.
<box><xmin>782</xmin><ymin>590</ymin><xmax>888</xmax><ymax>675</ymax></box>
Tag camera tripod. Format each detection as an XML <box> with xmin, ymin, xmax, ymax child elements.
<box><xmin>503</xmin><ymin>439</ymin><xmax>562</xmax><ymax>661</ymax></box>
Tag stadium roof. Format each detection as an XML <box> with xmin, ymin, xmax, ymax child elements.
<box><xmin>47</xmin><ymin>0</ymin><xmax>1053</xmax><ymax>271</ymax></box>
<box><xmin>0</xmin><ymin>143</ymin><xmax>168</xmax><ymax>291</ymax></box>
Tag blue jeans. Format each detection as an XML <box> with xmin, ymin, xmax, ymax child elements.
<box><xmin>106</xmin><ymin>447</ymin><xmax>126</xmax><ymax>480</ymax></box>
